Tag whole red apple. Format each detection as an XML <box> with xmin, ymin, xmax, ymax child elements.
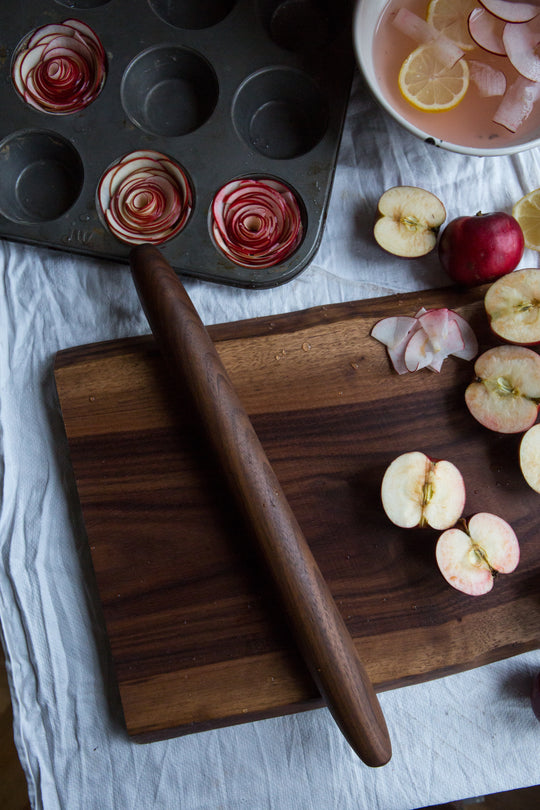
<box><xmin>438</xmin><ymin>211</ymin><xmax>524</xmax><ymax>286</ymax></box>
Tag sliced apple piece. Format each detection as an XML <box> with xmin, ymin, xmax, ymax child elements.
<box><xmin>468</xmin><ymin>60</ymin><xmax>507</xmax><ymax>96</ymax></box>
<box><xmin>479</xmin><ymin>0</ymin><xmax>540</xmax><ymax>23</ymax></box>
<box><xmin>371</xmin><ymin>308</ymin><xmax>478</xmax><ymax>374</ymax></box>
<box><xmin>503</xmin><ymin>17</ymin><xmax>540</xmax><ymax>83</ymax></box>
<box><xmin>484</xmin><ymin>267</ymin><xmax>540</xmax><ymax>344</ymax></box>
<box><xmin>374</xmin><ymin>186</ymin><xmax>446</xmax><ymax>258</ymax></box>
<box><xmin>381</xmin><ymin>451</ymin><xmax>465</xmax><ymax>530</ymax></box>
<box><xmin>465</xmin><ymin>344</ymin><xmax>540</xmax><ymax>433</ymax></box>
<box><xmin>436</xmin><ymin>512</ymin><xmax>520</xmax><ymax>595</ymax></box>
<box><xmin>468</xmin><ymin>7</ymin><xmax>506</xmax><ymax>54</ymax></box>
<box><xmin>519</xmin><ymin>423</ymin><xmax>540</xmax><ymax>492</ymax></box>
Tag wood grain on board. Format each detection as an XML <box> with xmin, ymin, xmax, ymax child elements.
<box><xmin>54</xmin><ymin>284</ymin><xmax>540</xmax><ymax>742</ymax></box>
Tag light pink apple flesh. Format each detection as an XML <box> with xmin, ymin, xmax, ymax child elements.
<box><xmin>484</xmin><ymin>267</ymin><xmax>540</xmax><ymax>345</ymax></box>
<box><xmin>465</xmin><ymin>345</ymin><xmax>540</xmax><ymax>433</ymax></box>
<box><xmin>381</xmin><ymin>451</ymin><xmax>465</xmax><ymax>530</ymax></box>
<box><xmin>519</xmin><ymin>423</ymin><xmax>540</xmax><ymax>493</ymax></box>
<box><xmin>373</xmin><ymin>186</ymin><xmax>446</xmax><ymax>258</ymax></box>
<box><xmin>436</xmin><ymin>512</ymin><xmax>520</xmax><ymax>595</ymax></box>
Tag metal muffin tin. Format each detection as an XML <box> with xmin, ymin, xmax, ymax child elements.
<box><xmin>0</xmin><ymin>0</ymin><xmax>354</xmax><ymax>288</ymax></box>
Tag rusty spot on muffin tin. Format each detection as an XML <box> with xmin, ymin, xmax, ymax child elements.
<box><xmin>0</xmin><ymin>0</ymin><xmax>354</xmax><ymax>288</ymax></box>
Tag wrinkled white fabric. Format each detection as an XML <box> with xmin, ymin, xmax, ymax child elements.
<box><xmin>0</xmin><ymin>70</ymin><xmax>539</xmax><ymax>810</ymax></box>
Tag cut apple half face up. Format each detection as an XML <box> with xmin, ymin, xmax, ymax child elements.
<box><xmin>484</xmin><ymin>267</ymin><xmax>540</xmax><ymax>345</ymax></box>
<box><xmin>519</xmin><ymin>423</ymin><xmax>540</xmax><ymax>493</ymax></box>
<box><xmin>373</xmin><ymin>186</ymin><xmax>446</xmax><ymax>258</ymax></box>
<box><xmin>465</xmin><ymin>344</ymin><xmax>540</xmax><ymax>433</ymax></box>
<box><xmin>436</xmin><ymin>512</ymin><xmax>520</xmax><ymax>596</ymax></box>
<box><xmin>381</xmin><ymin>451</ymin><xmax>465</xmax><ymax>530</ymax></box>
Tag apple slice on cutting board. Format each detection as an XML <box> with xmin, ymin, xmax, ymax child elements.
<box><xmin>484</xmin><ymin>267</ymin><xmax>540</xmax><ymax>344</ymax></box>
<box><xmin>520</xmin><ymin>423</ymin><xmax>540</xmax><ymax>493</ymax></box>
<box><xmin>436</xmin><ymin>512</ymin><xmax>520</xmax><ymax>595</ymax></box>
<box><xmin>381</xmin><ymin>451</ymin><xmax>465</xmax><ymax>530</ymax></box>
<box><xmin>465</xmin><ymin>344</ymin><xmax>540</xmax><ymax>433</ymax></box>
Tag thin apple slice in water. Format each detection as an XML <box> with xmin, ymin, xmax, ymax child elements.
<box><xmin>479</xmin><ymin>0</ymin><xmax>540</xmax><ymax>23</ymax></box>
<box><xmin>392</xmin><ymin>8</ymin><xmax>464</xmax><ymax>65</ymax></box>
<box><xmin>493</xmin><ymin>75</ymin><xmax>540</xmax><ymax>131</ymax></box>
<box><xmin>436</xmin><ymin>512</ymin><xmax>520</xmax><ymax>595</ymax></box>
<box><xmin>503</xmin><ymin>17</ymin><xmax>540</xmax><ymax>82</ymax></box>
<box><xmin>468</xmin><ymin>60</ymin><xmax>507</xmax><ymax>96</ymax></box>
<box><xmin>468</xmin><ymin>7</ymin><xmax>507</xmax><ymax>54</ymax></box>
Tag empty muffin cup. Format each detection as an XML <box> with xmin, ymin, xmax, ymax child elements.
<box><xmin>233</xmin><ymin>67</ymin><xmax>328</xmax><ymax>159</ymax></box>
<box><xmin>260</xmin><ymin>0</ymin><xmax>334</xmax><ymax>51</ymax></box>
<box><xmin>148</xmin><ymin>0</ymin><xmax>236</xmax><ymax>30</ymax></box>
<box><xmin>121</xmin><ymin>45</ymin><xmax>218</xmax><ymax>137</ymax></box>
<box><xmin>0</xmin><ymin>130</ymin><xmax>84</xmax><ymax>223</ymax></box>
<box><xmin>54</xmin><ymin>1</ymin><xmax>111</xmax><ymax>8</ymax></box>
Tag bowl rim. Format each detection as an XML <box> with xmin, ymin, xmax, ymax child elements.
<box><xmin>352</xmin><ymin>0</ymin><xmax>540</xmax><ymax>158</ymax></box>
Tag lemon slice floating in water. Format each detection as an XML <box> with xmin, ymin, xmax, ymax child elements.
<box><xmin>398</xmin><ymin>43</ymin><xmax>470</xmax><ymax>112</ymax></box>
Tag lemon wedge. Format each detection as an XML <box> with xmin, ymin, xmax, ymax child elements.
<box><xmin>513</xmin><ymin>188</ymin><xmax>540</xmax><ymax>251</ymax></box>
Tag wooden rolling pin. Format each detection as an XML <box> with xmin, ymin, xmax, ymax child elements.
<box><xmin>129</xmin><ymin>244</ymin><xmax>392</xmax><ymax>767</ymax></box>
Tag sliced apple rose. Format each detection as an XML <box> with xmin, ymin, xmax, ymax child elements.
<box><xmin>211</xmin><ymin>178</ymin><xmax>303</xmax><ymax>268</ymax></box>
<box><xmin>436</xmin><ymin>512</ymin><xmax>520</xmax><ymax>595</ymax></box>
<box><xmin>484</xmin><ymin>267</ymin><xmax>540</xmax><ymax>344</ymax></box>
<box><xmin>465</xmin><ymin>344</ymin><xmax>540</xmax><ymax>433</ymax></box>
<box><xmin>12</xmin><ymin>19</ymin><xmax>106</xmax><ymax>114</ymax></box>
<box><xmin>97</xmin><ymin>150</ymin><xmax>193</xmax><ymax>245</ymax></box>
<box><xmin>381</xmin><ymin>451</ymin><xmax>466</xmax><ymax>530</ymax></box>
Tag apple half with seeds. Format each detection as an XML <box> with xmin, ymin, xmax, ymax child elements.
<box><xmin>484</xmin><ymin>267</ymin><xmax>540</xmax><ymax>345</ymax></box>
<box><xmin>374</xmin><ymin>186</ymin><xmax>446</xmax><ymax>258</ymax></box>
<box><xmin>465</xmin><ymin>344</ymin><xmax>540</xmax><ymax>433</ymax></box>
<box><xmin>436</xmin><ymin>513</ymin><xmax>520</xmax><ymax>596</ymax></box>
<box><xmin>519</xmin><ymin>423</ymin><xmax>540</xmax><ymax>493</ymax></box>
<box><xmin>381</xmin><ymin>451</ymin><xmax>465</xmax><ymax>530</ymax></box>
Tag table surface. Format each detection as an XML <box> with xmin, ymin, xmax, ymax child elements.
<box><xmin>0</xmin><ymin>65</ymin><xmax>539</xmax><ymax>810</ymax></box>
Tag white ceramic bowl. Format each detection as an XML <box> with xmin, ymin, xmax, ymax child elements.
<box><xmin>352</xmin><ymin>0</ymin><xmax>540</xmax><ymax>157</ymax></box>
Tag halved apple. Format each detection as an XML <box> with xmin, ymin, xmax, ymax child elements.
<box><xmin>436</xmin><ymin>512</ymin><xmax>520</xmax><ymax>595</ymax></box>
<box><xmin>381</xmin><ymin>451</ymin><xmax>465</xmax><ymax>530</ymax></box>
<box><xmin>519</xmin><ymin>423</ymin><xmax>540</xmax><ymax>493</ymax></box>
<box><xmin>374</xmin><ymin>186</ymin><xmax>446</xmax><ymax>258</ymax></box>
<box><xmin>484</xmin><ymin>267</ymin><xmax>540</xmax><ymax>345</ymax></box>
<box><xmin>465</xmin><ymin>345</ymin><xmax>540</xmax><ymax>433</ymax></box>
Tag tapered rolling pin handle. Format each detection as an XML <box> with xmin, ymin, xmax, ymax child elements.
<box><xmin>130</xmin><ymin>245</ymin><xmax>391</xmax><ymax>767</ymax></box>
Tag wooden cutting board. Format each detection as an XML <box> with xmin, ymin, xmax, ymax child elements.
<box><xmin>54</xmin><ymin>284</ymin><xmax>540</xmax><ymax>743</ymax></box>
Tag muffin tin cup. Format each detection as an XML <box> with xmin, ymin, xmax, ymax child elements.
<box><xmin>0</xmin><ymin>0</ymin><xmax>354</xmax><ymax>288</ymax></box>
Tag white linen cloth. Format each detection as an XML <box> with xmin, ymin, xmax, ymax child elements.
<box><xmin>0</xmin><ymin>70</ymin><xmax>539</xmax><ymax>810</ymax></box>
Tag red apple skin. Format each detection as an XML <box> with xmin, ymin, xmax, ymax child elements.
<box><xmin>438</xmin><ymin>212</ymin><xmax>524</xmax><ymax>287</ymax></box>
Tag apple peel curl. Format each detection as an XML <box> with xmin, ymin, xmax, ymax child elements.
<box><xmin>371</xmin><ymin>307</ymin><xmax>478</xmax><ymax>375</ymax></box>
